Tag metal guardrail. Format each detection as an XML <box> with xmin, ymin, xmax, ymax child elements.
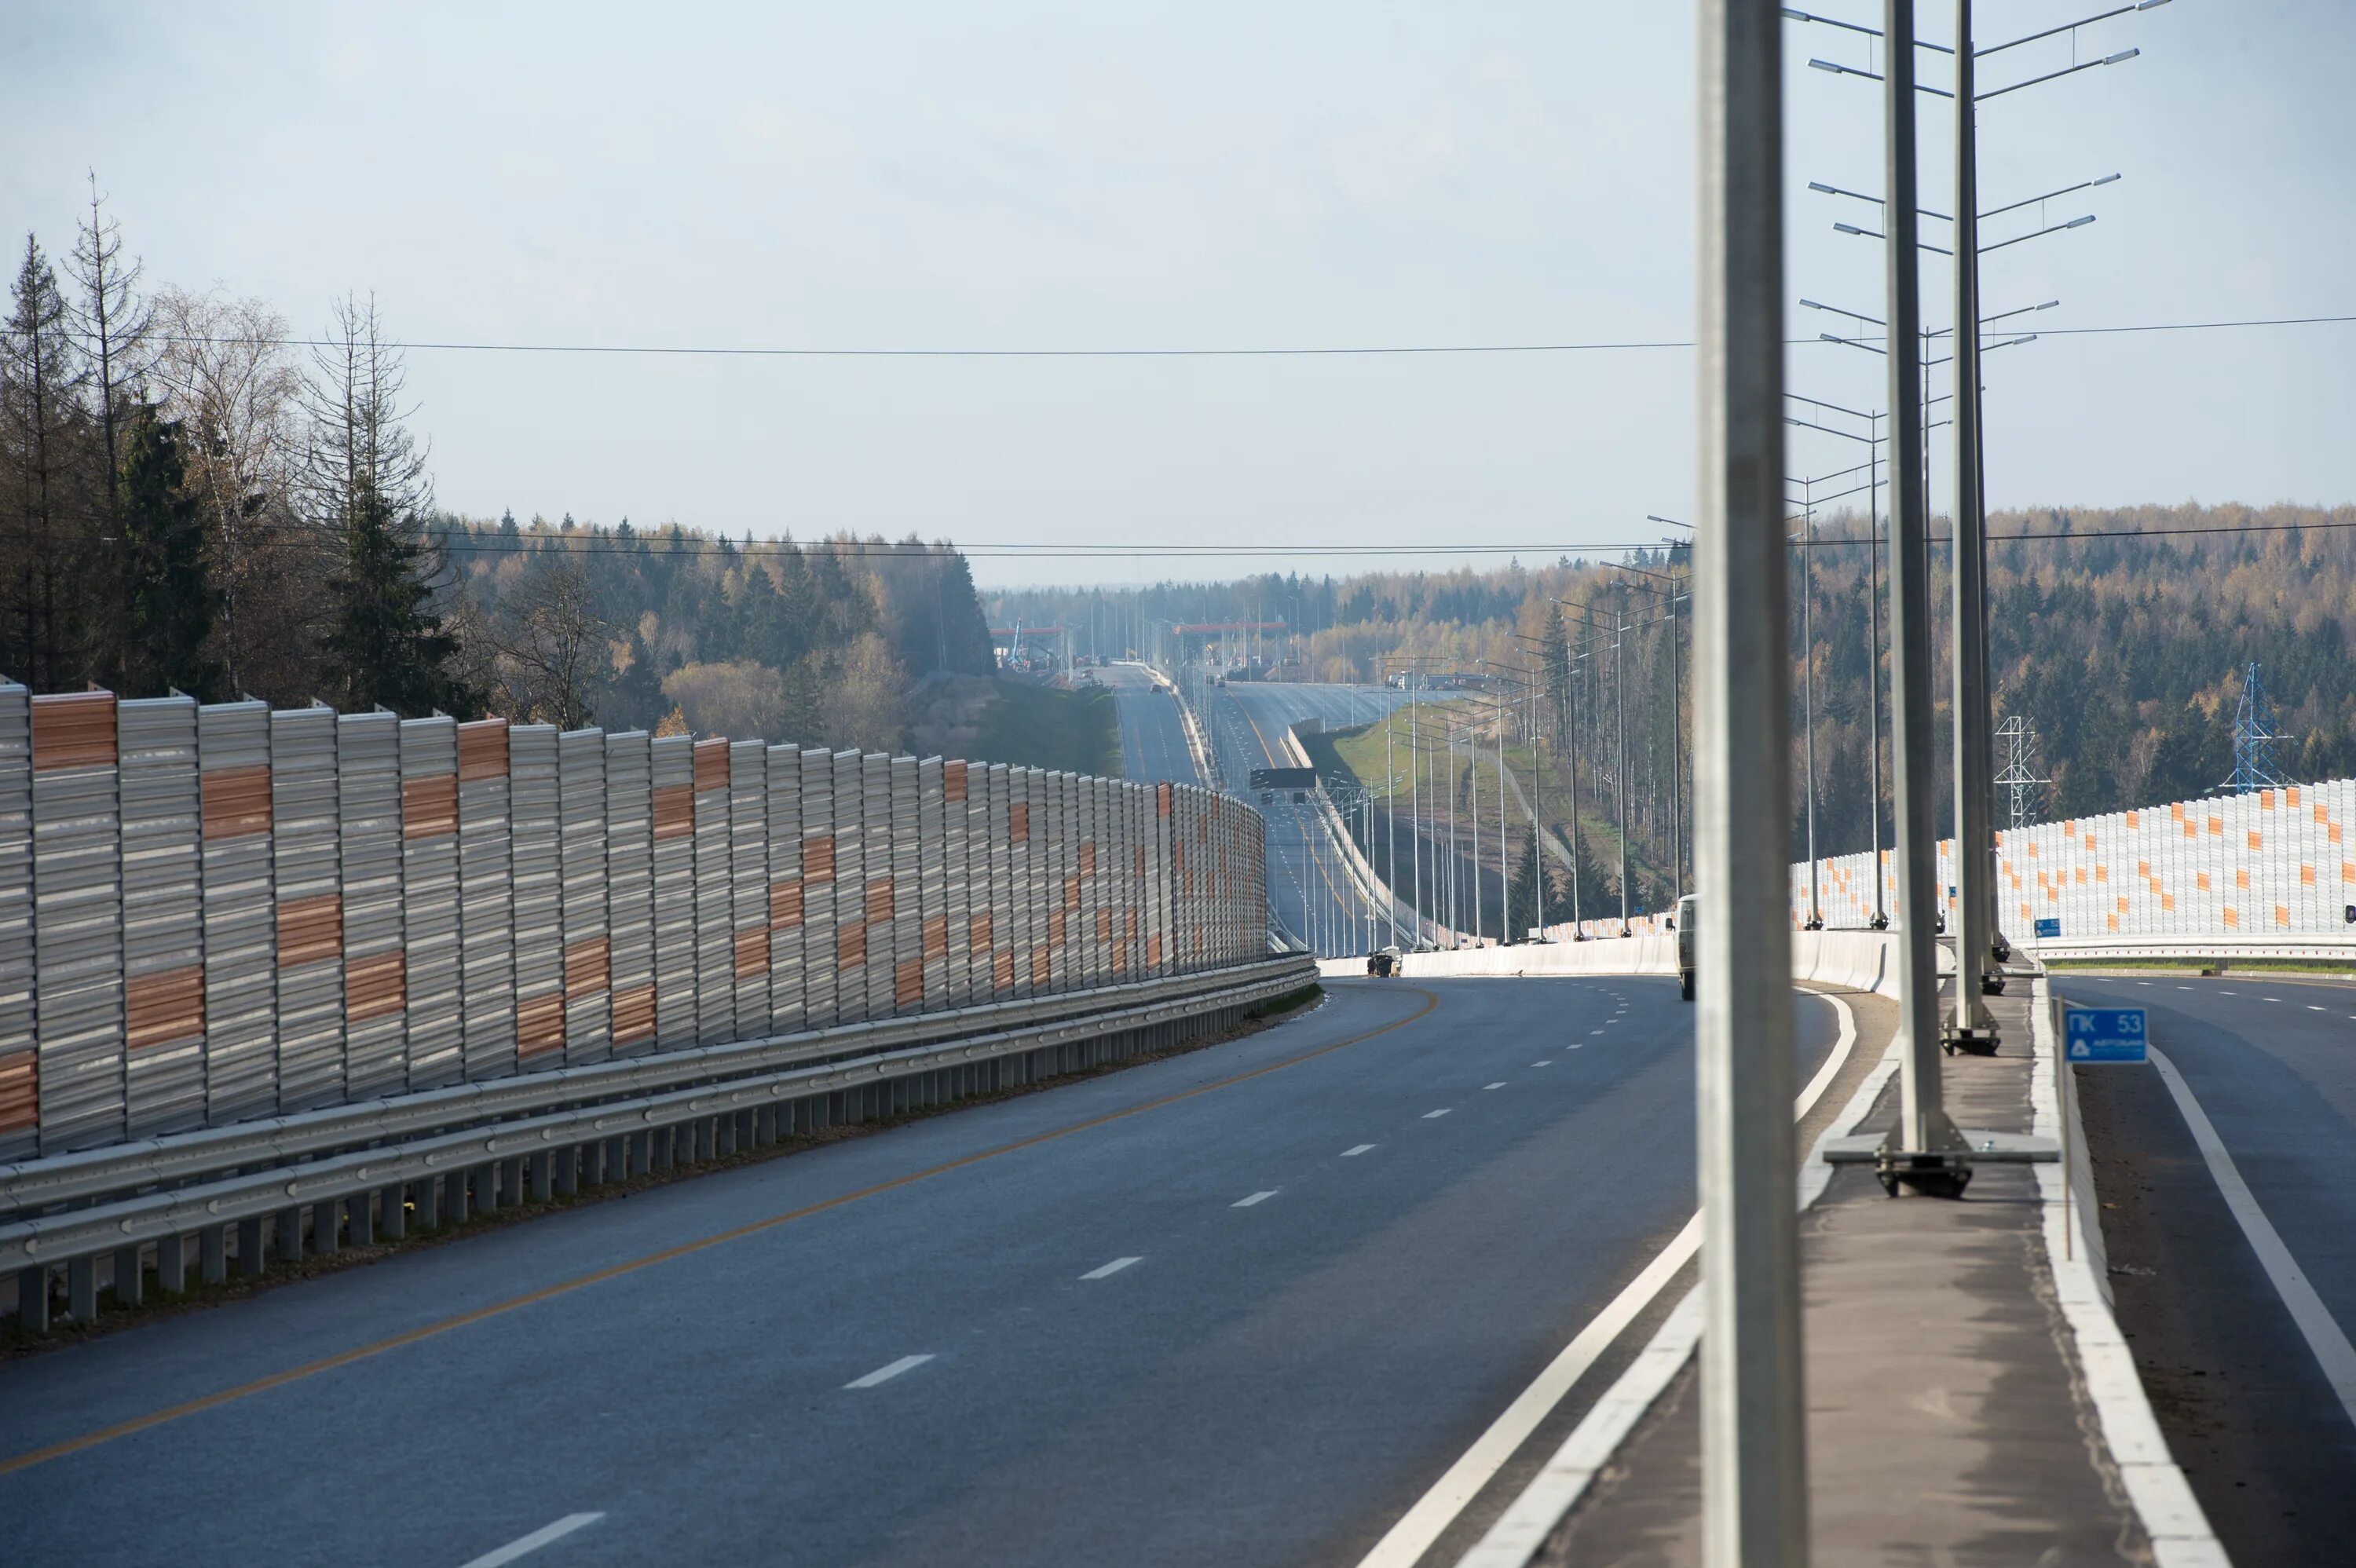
<box><xmin>0</xmin><ymin>958</ymin><xmax>1309</xmax><ymax>1222</ymax></box>
<box><xmin>4</xmin><ymin>956</ymin><xmax>1314</xmax><ymax>1329</ymax></box>
<box><xmin>2026</xmin><ymin>933</ymin><xmax>2356</xmax><ymax>965</ymax></box>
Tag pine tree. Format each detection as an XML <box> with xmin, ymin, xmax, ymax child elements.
<box><xmin>116</xmin><ymin>404</ymin><xmax>223</xmax><ymax>700</ymax></box>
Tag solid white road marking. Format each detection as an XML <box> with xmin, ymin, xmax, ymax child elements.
<box><xmin>1422</xmin><ymin>1109</ymin><xmax>1451</xmax><ymax>1120</ymax></box>
<box><xmin>457</xmin><ymin>1514</ymin><xmax>606</xmax><ymax>1568</ymax></box>
<box><xmin>844</xmin><ymin>1354</ymin><xmax>935</xmax><ymax>1390</ymax></box>
<box><xmin>2149</xmin><ymin>1044</ymin><xmax>2356</xmax><ymax>1431</ymax></box>
<box><xmin>1080</xmin><ymin>1256</ymin><xmax>1142</xmax><ymax>1281</ymax></box>
<box><xmin>1370</xmin><ymin>991</ymin><xmax>1862</xmax><ymax>1568</ymax></box>
<box><xmin>2266</xmin><ymin>996</ymin><xmax>2282</xmax><ymax>1002</ymax></box>
<box><xmin>1233</xmin><ymin>1190</ymin><xmax>1278</xmax><ymax>1207</ymax></box>
<box><xmin>2309</xmin><ymin>1005</ymin><xmax>2326</xmax><ymax>1011</ymax></box>
<box><xmin>1531</xmin><ymin>1061</ymin><xmax>1553</xmax><ymax>1068</ymax></box>
<box><xmin>1486</xmin><ymin>1082</ymin><xmax>1507</xmax><ymax>1090</ymax></box>
<box><xmin>1341</xmin><ymin>1144</ymin><xmax>1375</xmax><ymax>1157</ymax></box>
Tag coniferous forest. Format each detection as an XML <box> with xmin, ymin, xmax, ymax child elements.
<box><xmin>1000</xmin><ymin>499</ymin><xmax>2356</xmax><ymax>890</ymax></box>
<box><xmin>0</xmin><ymin>188</ymin><xmax>995</xmax><ymax>755</ymax></box>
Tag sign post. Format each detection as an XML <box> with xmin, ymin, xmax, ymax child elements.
<box><xmin>2057</xmin><ymin>1003</ymin><xmax>2147</xmax><ymax>1263</ymax></box>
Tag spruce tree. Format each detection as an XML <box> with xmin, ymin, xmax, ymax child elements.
<box><xmin>321</xmin><ymin>477</ymin><xmax>470</xmax><ymax>715</ymax></box>
<box><xmin>116</xmin><ymin>404</ymin><xmax>223</xmax><ymax>700</ymax></box>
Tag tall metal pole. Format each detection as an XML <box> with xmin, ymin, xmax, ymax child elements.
<box><xmin>1615</xmin><ymin>606</ymin><xmax>1631</xmax><ymax>935</ymax></box>
<box><xmin>1948</xmin><ymin>0</ymin><xmax>1998</xmax><ymax>1044</ymax></box>
<box><xmin>1471</xmin><ymin>720</ymin><xmax>1485</xmax><ymax>945</ymax></box>
<box><xmin>1802</xmin><ymin>493</ymin><xmax>1821</xmax><ymax>928</ymax></box>
<box><xmin>1565</xmin><ymin>651</ymin><xmax>1581</xmax><ymax>934</ymax></box>
<box><xmin>1497</xmin><ymin>695</ymin><xmax>1511</xmax><ymax>939</ymax></box>
<box><xmin>1671</xmin><ymin>578</ymin><xmax>1684</xmax><ymax>899</ymax></box>
<box><xmin>1882</xmin><ymin>0</ymin><xmax>1966</xmax><ymax>1180</ymax></box>
<box><xmin>1410</xmin><ymin>687</ymin><xmax>1423</xmax><ymax>947</ymax></box>
<box><xmin>1695</xmin><ymin>2</ymin><xmax>1805</xmax><ymax>1555</ymax></box>
<box><xmin>1868</xmin><ymin>417</ymin><xmax>1887</xmax><ymax>927</ymax></box>
<box><xmin>1386</xmin><ymin>722</ymin><xmax>1401</xmax><ymax>950</ymax></box>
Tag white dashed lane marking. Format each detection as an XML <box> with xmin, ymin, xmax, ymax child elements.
<box><xmin>456</xmin><ymin>1514</ymin><xmax>606</xmax><ymax>1568</ymax></box>
<box><xmin>1233</xmin><ymin>1190</ymin><xmax>1278</xmax><ymax>1208</ymax></box>
<box><xmin>1485</xmin><ymin>1082</ymin><xmax>1506</xmax><ymax>1090</ymax></box>
<box><xmin>845</xmin><ymin>1355</ymin><xmax>935</xmax><ymax>1390</ymax></box>
<box><xmin>1079</xmin><ymin>1257</ymin><xmax>1141</xmax><ymax>1281</ymax></box>
<box><xmin>1342</xmin><ymin>1144</ymin><xmax>1375</xmax><ymax>1157</ymax></box>
<box><xmin>1423</xmin><ymin>1109</ymin><xmax>1452</xmax><ymax>1120</ymax></box>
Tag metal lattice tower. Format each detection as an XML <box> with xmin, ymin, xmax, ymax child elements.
<box><xmin>1993</xmin><ymin>715</ymin><xmax>2049</xmax><ymax>828</ymax></box>
<box><xmin>2222</xmin><ymin>661</ymin><xmax>2291</xmax><ymax>795</ymax></box>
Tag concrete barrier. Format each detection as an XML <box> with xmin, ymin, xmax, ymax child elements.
<box><xmin>1324</xmin><ymin>929</ymin><xmax>1950</xmax><ymax>996</ymax></box>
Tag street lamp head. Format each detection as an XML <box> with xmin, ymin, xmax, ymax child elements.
<box><xmin>1833</xmin><ymin>221</ymin><xmax>1871</xmax><ymax>237</ymax></box>
<box><xmin>2102</xmin><ymin>47</ymin><xmax>2140</xmax><ymax>65</ymax></box>
<box><xmin>2093</xmin><ymin>173</ymin><xmax>2121</xmax><ymax>187</ymax></box>
<box><xmin>2065</xmin><ymin>214</ymin><xmax>2096</xmax><ymax>229</ymax></box>
<box><xmin>1807</xmin><ymin>181</ymin><xmax>1838</xmax><ymax>196</ymax></box>
<box><xmin>1807</xmin><ymin>57</ymin><xmax>1849</xmax><ymax>75</ymax></box>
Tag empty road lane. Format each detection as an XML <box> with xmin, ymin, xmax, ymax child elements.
<box><xmin>2065</xmin><ymin>973</ymin><xmax>2356</xmax><ymax>1563</ymax></box>
<box><xmin>2</xmin><ymin>978</ymin><xmax>1839</xmax><ymax>1567</ymax></box>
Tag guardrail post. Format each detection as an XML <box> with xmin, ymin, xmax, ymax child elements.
<box><xmin>16</xmin><ymin>1264</ymin><xmax>49</xmax><ymax>1332</ymax></box>
<box><xmin>275</xmin><ymin>1207</ymin><xmax>303</xmax><ymax>1262</ymax></box>
<box><xmin>530</xmin><ymin>1151</ymin><xmax>554</xmax><ymax>1201</ymax></box>
<box><xmin>200</xmin><ymin>1223</ymin><xmax>228</xmax><ymax>1284</ymax></box>
<box><xmin>156</xmin><ymin>1234</ymin><xmax>185</xmax><ymax>1294</ymax></box>
<box><xmin>553</xmin><ymin>1149</ymin><xmax>578</xmax><ymax>1197</ymax></box>
<box><xmin>113</xmin><ymin>1243</ymin><xmax>143</xmax><ymax>1307</ymax></box>
<box><xmin>237</xmin><ymin>1216</ymin><xmax>268</xmax><ymax>1275</ymax></box>
<box><xmin>67</xmin><ymin>1255</ymin><xmax>97</xmax><ymax>1322</ymax></box>
<box><xmin>380</xmin><ymin>1182</ymin><xmax>408</xmax><ymax>1239</ymax></box>
<box><xmin>348</xmin><ymin>1193</ymin><xmax>375</xmax><ymax>1248</ymax></box>
<box><xmin>415</xmin><ymin>1174</ymin><xmax>441</xmax><ymax>1230</ymax></box>
<box><xmin>314</xmin><ymin>1201</ymin><xmax>339</xmax><ymax>1255</ymax></box>
<box><xmin>445</xmin><ymin>1170</ymin><xmax>470</xmax><ymax>1225</ymax></box>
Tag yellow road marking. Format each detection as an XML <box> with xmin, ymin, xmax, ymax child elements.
<box><xmin>0</xmin><ymin>986</ymin><xmax>1442</xmax><ymax>1478</ymax></box>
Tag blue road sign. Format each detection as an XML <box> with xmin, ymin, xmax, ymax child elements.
<box><xmin>2064</xmin><ymin>1006</ymin><xmax>2147</xmax><ymax>1064</ymax></box>
<box><xmin>2034</xmin><ymin>917</ymin><xmax>2062</xmax><ymax>938</ymax></box>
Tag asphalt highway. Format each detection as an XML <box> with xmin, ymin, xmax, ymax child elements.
<box><xmin>0</xmin><ymin>978</ymin><xmax>1840</xmax><ymax>1568</ymax></box>
<box><xmin>2065</xmin><ymin>973</ymin><xmax>2356</xmax><ymax>1563</ymax></box>
<box><xmin>1096</xmin><ymin>663</ymin><xmax>1198</xmax><ymax>787</ymax></box>
<box><xmin>1210</xmin><ymin>682</ymin><xmax>1410</xmax><ymax>956</ymax></box>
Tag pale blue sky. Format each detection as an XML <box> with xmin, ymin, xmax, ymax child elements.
<box><xmin>5</xmin><ymin>2</ymin><xmax>2349</xmax><ymax>584</ymax></box>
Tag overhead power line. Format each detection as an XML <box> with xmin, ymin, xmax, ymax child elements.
<box><xmin>144</xmin><ymin>311</ymin><xmax>2356</xmax><ymax>361</ymax></box>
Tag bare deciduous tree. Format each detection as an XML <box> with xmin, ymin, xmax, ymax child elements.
<box><xmin>152</xmin><ymin>287</ymin><xmax>313</xmax><ymax>696</ymax></box>
<box><xmin>492</xmin><ymin>554</ymin><xmax>613</xmax><ymax>729</ymax></box>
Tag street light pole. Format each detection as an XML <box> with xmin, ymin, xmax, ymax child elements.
<box><xmin>1696</xmin><ymin>2</ymin><xmax>1805</xmax><ymax>1555</ymax></box>
<box><xmin>1948</xmin><ymin>0</ymin><xmax>2000</xmax><ymax>1046</ymax></box>
<box><xmin>1615</xmin><ymin>600</ymin><xmax>1631</xmax><ymax>936</ymax></box>
<box><xmin>1879</xmin><ymin>0</ymin><xmax>1969</xmax><ymax>1192</ymax></box>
